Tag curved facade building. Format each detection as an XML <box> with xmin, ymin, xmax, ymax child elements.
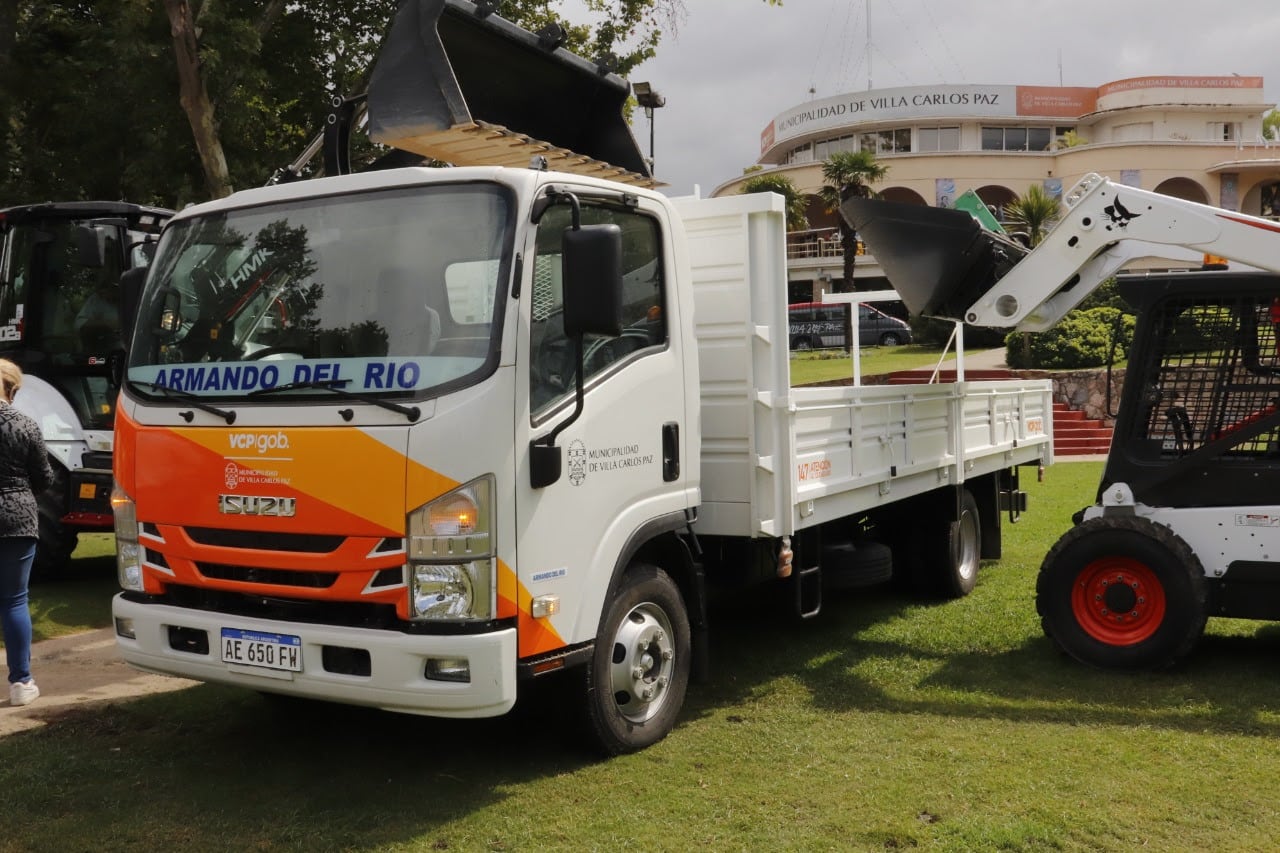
<box><xmin>714</xmin><ymin>76</ymin><xmax>1280</xmax><ymax>300</ymax></box>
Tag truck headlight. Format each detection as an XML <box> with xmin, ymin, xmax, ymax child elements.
<box><xmin>407</xmin><ymin>476</ymin><xmax>495</xmax><ymax>621</ymax></box>
<box><xmin>111</xmin><ymin>484</ymin><xmax>144</xmax><ymax>592</ymax></box>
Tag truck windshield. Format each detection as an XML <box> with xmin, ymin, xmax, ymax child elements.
<box><xmin>0</xmin><ymin>217</ymin><xmax>131</xmax><ymax>429</ymax></box>
<box><xmin>127</xmin><ymin>183</ymin><xmax>512</xmax><ymax>401</ymax></box>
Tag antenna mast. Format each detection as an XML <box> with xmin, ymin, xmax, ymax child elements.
<box><xmin>866</xmin><ymin>1</ymin><xmax>873</xmax><ymax>89</ymax></box>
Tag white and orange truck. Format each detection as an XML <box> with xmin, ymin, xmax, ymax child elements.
<box><xmin>110</xmin><ymin>0</ymin><xmax>1052</xmax><ymax>753</ymax></box>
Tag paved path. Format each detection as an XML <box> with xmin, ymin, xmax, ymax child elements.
<box><xmin>0</xmin><ymin>627</ymin><xmax>195</xmax><ymax>737</ymax></box>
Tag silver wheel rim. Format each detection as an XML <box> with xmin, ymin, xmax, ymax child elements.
<box><xmin>957</xmin><ymin>509</ymin><xmax>979</xmax><ymax>582</ymax></box>
<box><xmin>608</xmin><ymin>601</ymin><xmax>676</xmax><ymax>723</ymax></box>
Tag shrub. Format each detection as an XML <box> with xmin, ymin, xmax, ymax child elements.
<box><xmin>1005</xmin><ymin>307</ymin><xmax>1134</xmax><ymax>369</ymax></box>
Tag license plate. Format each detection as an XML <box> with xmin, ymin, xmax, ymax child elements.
<box><xmin>220</xmin><ymin>628</ymin><xmax>302</xmax><ymax>672</ymax></box>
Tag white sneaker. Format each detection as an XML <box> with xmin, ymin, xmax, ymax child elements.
<box><xmin>9</xmin><ymin>680</ymin><xmax>39</xmax><ymax>706</ymax></box>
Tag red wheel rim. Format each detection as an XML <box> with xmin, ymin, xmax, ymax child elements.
<box><xmin>1071</xmin><ymin>556</ymin><xmax>1166</xmax><ymax>646</ymax></box>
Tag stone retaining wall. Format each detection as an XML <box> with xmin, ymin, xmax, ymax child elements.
<box><xmin>1021</xmin><ymin>368</ymin><xmax>1127</xmax><ymax>424</ymax></box>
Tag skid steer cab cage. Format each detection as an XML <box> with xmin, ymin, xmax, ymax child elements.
<box><xmin>366</xmin><ymin>0</ymin><xmax>655</xmax><ymax>186</ymax></box>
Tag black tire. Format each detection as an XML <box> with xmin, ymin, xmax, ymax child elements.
<box><xmin>584</xmin><ymin>563</ymin><xmax>691</xmax><ymax>755</ymax></box>
<box><xmin>1036</xmin><ymin>515</ymin><xmax>1206</xmax><ymax>670</ymax></box>
<box><xmin>907</xmin><ymin>489</ymin><xmax>980</xmax><ymax>599</ymax></box>
<box><xmin>793</xmin><ymin>337</ymin><xmax>812</xmax><ymax>352</ymax></box>
<box><xmin>34</xmin><ymin>465</ymin><xmax>77</xmax><ymax>576</ymax></box>
<box><xmin>880</xmin><ymin>332</ymin><xmax>902</xmax><ymax>346</ymax></box>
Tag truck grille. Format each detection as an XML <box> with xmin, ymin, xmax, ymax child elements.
<box><xmin>184</xmin><ymin>527</ymin><xmax>344</xmax><ymax>553</ymax></box>
<box><xmin>196</xmin><ymin>563</ymin><xmax>338</xmax><ymax>589</ymax></box>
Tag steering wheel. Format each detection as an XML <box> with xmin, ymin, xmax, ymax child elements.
<box><xmin>536</xmin><ymin>336</ymin><xmax>575</xmax><ymax>392</ymax></box>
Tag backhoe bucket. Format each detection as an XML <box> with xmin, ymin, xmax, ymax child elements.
<box><xmin>841</xmin><ymin>197</ymin><xmax>1028</xmax><ymax>321</ymax></box>
<box><xmin>367</xmin><ymin>0</ymin><xmax>654</xmax><ymax>185</ymax></box>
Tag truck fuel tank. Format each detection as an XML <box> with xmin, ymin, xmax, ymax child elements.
<box><xmin>841</xmin><ymin>196</ymin><xmax>1029</xmax><ymax>321</ymax></box>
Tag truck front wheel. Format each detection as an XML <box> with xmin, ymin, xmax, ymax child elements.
<box><xmin>584</xmin><ymin>563</ymin><xmax>691</xmax><ymax>755</ymax></box>
<box><xmin>1036</xmin><ymin>515</ymin><xmax>1206</xmax><ymax>670</ymax></box>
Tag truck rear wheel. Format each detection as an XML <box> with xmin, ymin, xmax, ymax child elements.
<box><xmin>35</xmin><ymin>466</ymin><xmax>77</xmax><ymax>575</ymax></box>
<box><xmin>905</xmin><ymin>489</ymin><xmax>980</xmax><ymax>599</ymax></box>
<box><xmin>584</xmin><ymin>563</ymin><xmax>690</xmax><ymax>755</ymax></box>
<box><xmin>1036</xmin><ymin>515</ymin><xmax>1206</xmax><ymax>670</ymax></box>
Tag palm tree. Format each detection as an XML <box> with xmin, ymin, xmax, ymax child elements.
<box><xmin>1003</xmin><ymin>184</ymin><xmax>1062</xmax><ymax>247</ymax></box>
<box><xmin>818</xmin><ymin>149</ymin><xmax>888</xmax><ymax>291</ymax></box>
<box><xmin>740</xmin><ymin>173</ymin><xmax>809</xmax><ymax>231</ymax></box>
<box><xmin>1004</xmin><ymin>184</ymin><xmax>1063</xmax><ymax>364</ymax></box>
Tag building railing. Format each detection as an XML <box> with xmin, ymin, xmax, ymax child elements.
<box><xmin>786</xmin><ymin>228</ymin><xmax>864</xmax><ymax>260</ymax></box>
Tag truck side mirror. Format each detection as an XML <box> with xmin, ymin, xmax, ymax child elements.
<box><xmin>562</xmin><ymin>224</ymin><xmax>623</xmax><ymax>337</ymax></box>
<box><xmin>529</xmin><ymin>224</ymin><xmax>624</xmax><ymax>490</ymax></box>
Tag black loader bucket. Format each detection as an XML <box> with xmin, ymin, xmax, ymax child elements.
<box><xmin>367</xmin><ymin>0</ymin><xmax>654</xmax><ymax>186</ymax></box>
<box><xmin>841</xmin><ymin>197</ymin><xmax>1028</xmax><ymax>321</ymax></box>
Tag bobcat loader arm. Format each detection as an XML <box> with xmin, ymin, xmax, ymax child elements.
<box><xmin>843</xmin><ymin>173</ymin><xmax>1280</xmax><ymax>331</ymax></box>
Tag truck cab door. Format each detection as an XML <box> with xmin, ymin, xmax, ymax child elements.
<box><xmin>514</xmin><ymin>194</ymin><xmax>688</xmax><ymax>657</ymax></box>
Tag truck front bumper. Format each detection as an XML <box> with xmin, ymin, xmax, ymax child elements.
<box><xmin>112</xmin><ymin>594</ymin><xmax>518</xmax><ymax>718</ymax></box>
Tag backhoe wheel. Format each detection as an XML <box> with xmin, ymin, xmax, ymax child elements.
<box><xmin>908</xmin><ymin>489</ymin><xmax>981</xmax><ymax>599</ymax></box>
<box><xmin>1036</xmin><ymin>515</ymin><xmax>1207</xmax><ymax>670</ymax></box>
<box><xmin>584</xmin><ymin>563</ymin><xmax>690</xmax><ymax>755</ymax></box>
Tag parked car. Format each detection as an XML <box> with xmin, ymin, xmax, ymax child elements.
<box><xmin>788</xmin><ymin>301</ymin><xmax>913</xmax><ymax>350</ymax></box>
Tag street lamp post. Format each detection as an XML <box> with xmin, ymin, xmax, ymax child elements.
<box><xmin>632</xmin><ymin>81</ymin><xmax>665</xmax><ymax>176</ymax></box>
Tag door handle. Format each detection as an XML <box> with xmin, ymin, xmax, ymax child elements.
<box><xmin>662</xmin><ymin>422</ymin><xmax>679</xmax><ymax>482</ymax></box>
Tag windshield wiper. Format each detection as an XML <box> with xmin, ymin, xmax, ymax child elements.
<box><xmin>247</xmin><ymin>380</ymin><xmax>420</xmax><ymax>422</ymax></box>
<box><xmin>133</xmin><ymin>381</ymin><xmax>237</xmax><ymax>424</ymax></box>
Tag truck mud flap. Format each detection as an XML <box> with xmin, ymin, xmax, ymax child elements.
<box><xmin>367</xmin><ymin>0</ymin><xmax>653</xmax><ymax>184</ymax></box>
<box><xmin>840</xmin><ymin>197</ymin><xmax>1028</xmax><ymax>321</ymax></box>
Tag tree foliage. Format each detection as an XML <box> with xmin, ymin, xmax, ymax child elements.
<box><xmin>740</xmin><ymin>173</ymin><xmax>808</xmax><ymax>231</ymax></box>
<box><xmin>0</xmin><ymin>0</ymin><xmax>765</xmax><ymax>207</ymax></box>
<box><xmin>1264</xmin><ymin>109</ymin><xmax>1280</xmax><ymax>142</ymax></box>
<box><xmin>818</xmin><ymin>149</ymin><xmax>887</xmax><ymax>291</ymax></box>
<box><xmin>1004</xmin><ymin>306</ymin><xmax>1134</xmax><ymax>370</ymax></box>
<box><xmin>1003</xmin><ymin>183</ymin><xmax>1061</xmax><ymax>247</ymax></box>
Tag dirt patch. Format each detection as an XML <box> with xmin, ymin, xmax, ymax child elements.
<box><xmin>1</xmin><ymin>627</ymin><xmax>196</xmax><ymax>737</ymax></box>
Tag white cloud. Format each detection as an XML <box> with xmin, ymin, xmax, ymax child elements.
<box><xmin>627</xmin><ymin>0</ymin><xmax>1280</xmax><ymax>196</ymax></box>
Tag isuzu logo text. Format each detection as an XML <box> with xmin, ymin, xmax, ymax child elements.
<box><xmin>219</xmin><ymin>495</ymin><xmax>297</xmax><ymax>517</ymax></box>
<box><xmin>228</xmin><ymin>431</ymin><xmax>290</xmax><ymax>454</ymax></box>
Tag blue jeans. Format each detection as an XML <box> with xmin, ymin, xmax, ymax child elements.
<box><xmin>0</xmin><ymin>537</ymin><xmax>36</xmax><ymax>684</ymax></box>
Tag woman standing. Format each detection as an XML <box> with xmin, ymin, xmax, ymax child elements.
<box><xmin>0</xmin><ymin>359</ymin><xmax>53</xmax><ymax>705</ymax></box>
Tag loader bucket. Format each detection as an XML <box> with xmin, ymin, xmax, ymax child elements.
<box><xmin>367</xmin><ymin>0</ymin><xmax>654</xmax><ymax>185</ymax></box>
<box><xmin>841</xmin><ymin>197</ymin><xmax>1028</xmax><ymax>321</ymax></box>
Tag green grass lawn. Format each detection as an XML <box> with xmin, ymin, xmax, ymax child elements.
<box><xmin>27</xmin><ymin>533</ymin><xmax>118</xmax><ymax>642</ymax></box>
<box><xmin>790</xmin><ymin>345</ymin><xmax>997</xmax><ymax>386</ymax></box>
<box><xmin>6</xmin><ymin>463</ymin><xmax>1280</xmax><ymax>850</ymax></box>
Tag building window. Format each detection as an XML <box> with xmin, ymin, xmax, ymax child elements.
<box><xmin>982</xmin><ymin>125</ymin><xmax>1057</xmax><ymax>152</ymax></box>
<box><xmin>787</xmin><ymin>142</ymin><xmax>814</xmax><ymax>164</ymax></box>
<box><xmin>1207</xmin><ymin>122</ymin><xmax>1240</xmax><ymax>142</ymax></box>
<box><xmin>1028</xmin><ymin>127</ymin><xmax>1052</xmax><ymax>151</ymax></box>
<box><xmin>918</xmin><ymin>126</ymin><xmax>960</xmax><ymax>152</ymax></box>
<box><xmin>814</xmin><ymin>135</ymin><xmax>858</xmax><ymax>160</ymax></box>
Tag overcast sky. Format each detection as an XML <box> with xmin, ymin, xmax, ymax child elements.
<box><xmin>622</xmin><ymin>0</ymin><xmax>1280</xmax><ymax>197</ymax></box>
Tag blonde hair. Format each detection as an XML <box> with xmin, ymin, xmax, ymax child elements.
<box><xmin>0</xmin><ymin>358</ymin><xmax>22</xmax><ymax>402</ymax></box>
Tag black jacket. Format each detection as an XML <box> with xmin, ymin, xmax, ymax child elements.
<box><xmin>0</xmin><ymin>403</ymin><xmax>55</xmax><ymax>539</ymax></box>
